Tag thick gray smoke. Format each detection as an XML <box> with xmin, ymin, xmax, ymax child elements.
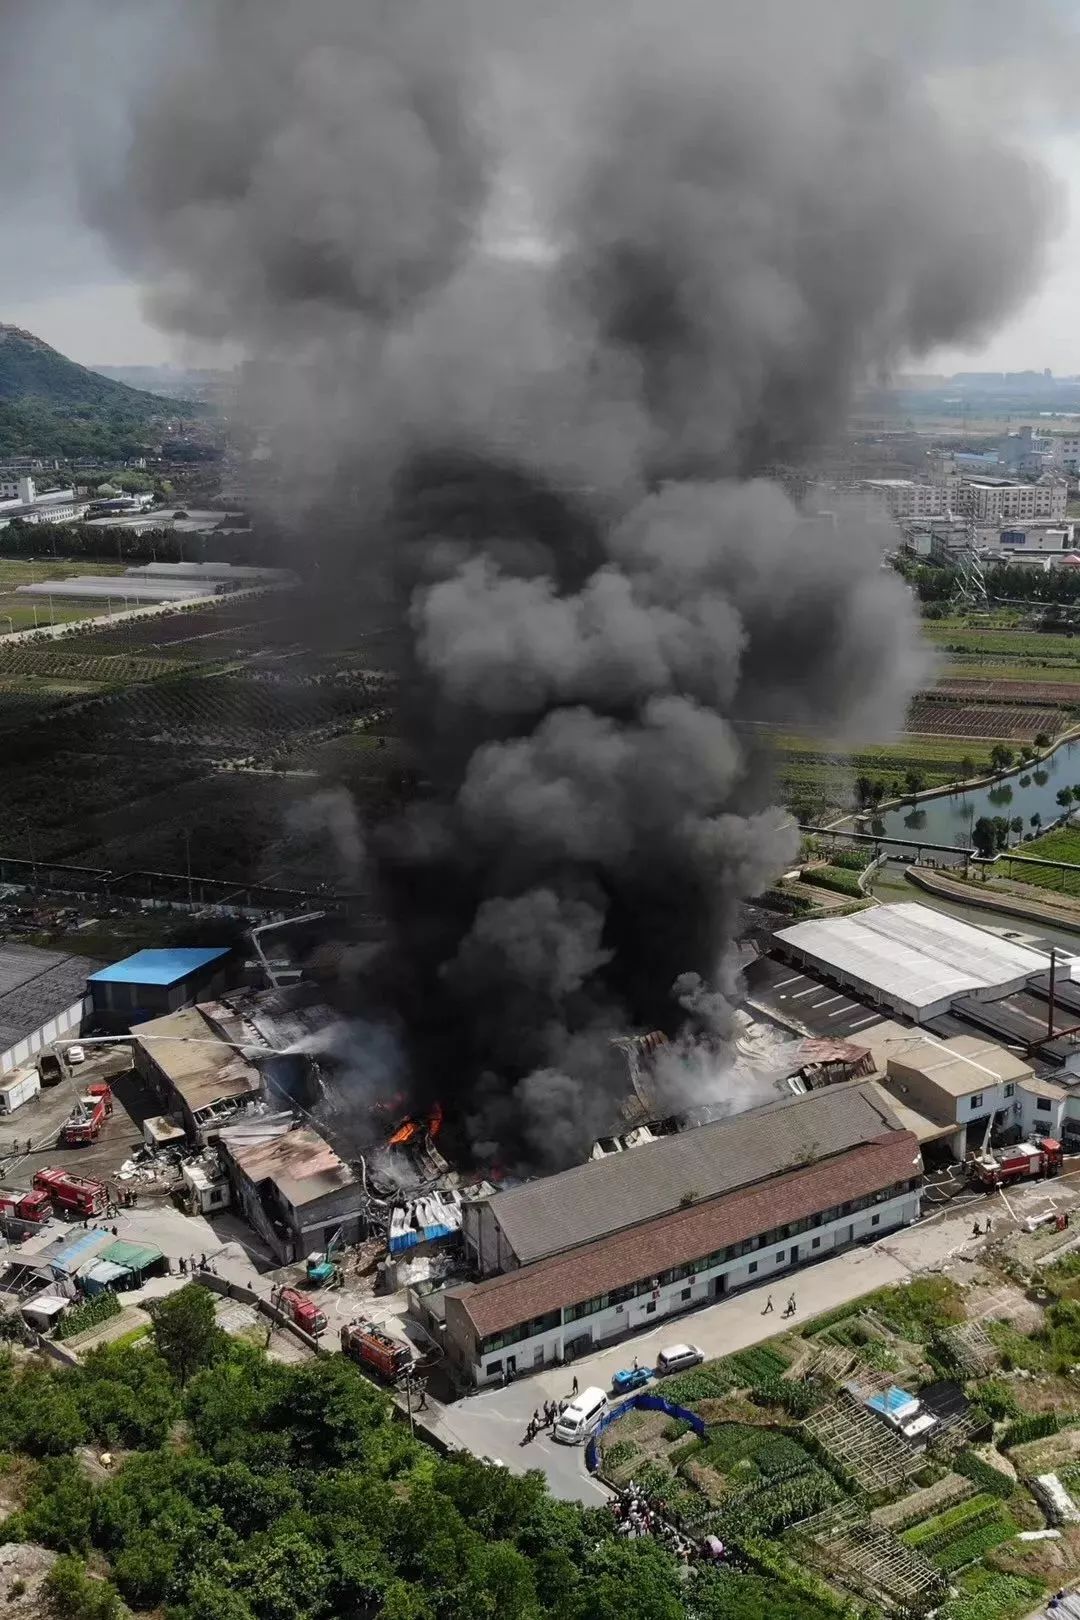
<box><xmin>88</xmin><ymin>0</ymin><xmax>1053</xmax><ymax>1167</ymax></box>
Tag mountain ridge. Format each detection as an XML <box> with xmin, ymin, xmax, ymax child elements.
<box><xmin>0</xmin><ymin>323</ymin><xmax>185</xmax><ymax>414</ymax></box>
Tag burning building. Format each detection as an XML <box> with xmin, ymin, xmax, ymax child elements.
<box><xmin>80</xmin><ymin>0</ymin><xmax>1051</xmax><ymax>1169</ymax></box>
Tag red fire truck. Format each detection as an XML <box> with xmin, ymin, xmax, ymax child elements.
<box><xmin>971</xmin><ymin>1137</ymin><xmax>1063</xmax><ymax>1190</ymax></box>
<box><xmin>0</xmin><ymin>1187</ymin><xmax>51</xmax><ymax>1224</ymax></box>
<box><xmin>340</xmin><ymin>1318</ymin><xmax>413</xmax><ymax>1382</ymax></box>
<box><xmin>32</xmin><ymin>1167</ymin><xmax>108</xmax><ymax>1218</ymax></box>
<box><xmin>59</xmin><ymin>1084</ymin><xmax>113</xmax><ymax>1147</ymax></box>
<box><xmin>277</xmin><ymin>1287</ymin><xmax>327</xmax><ymax>1336</ymax></box>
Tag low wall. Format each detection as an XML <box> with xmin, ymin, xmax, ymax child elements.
<box><xmin>585</xmin><ymin>1393</ymin><xmax>706</xmax><ymax>1474</ymax></box>
<box><xmin>190</xmin><ymin>1269</ymin><xmax>325</xmax><ymax>1356</ymax></box>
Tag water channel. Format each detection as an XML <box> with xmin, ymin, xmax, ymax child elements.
<box><xmin>868</xmin><ymin>734</ymin><xmax>1080</xmax><ymax>848</ymax></box>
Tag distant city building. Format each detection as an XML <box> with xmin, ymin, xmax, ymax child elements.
<box><xmin>0</xmin><ymin>476</ymin><xmax>90</xmax><ymax>528</ymax></box>
<box><xmin>950</xmin><ymin>476</ymin><xmax>1067</xmax><ymax>525</ymax></box>
<box><xmin>860</xmin><ymin>479</ymin><xmax>948</xmax><ymax>520</ymax></box>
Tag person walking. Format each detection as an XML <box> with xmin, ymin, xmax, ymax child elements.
<box><xmin>786</xmin><ymin>1292</ymin><xmax>796</xmax><ymax>1316</ymax></box>
<box><xmin>571</xmin><ymin>1374</ymin><xmax>579</xmax><ymax>1397</ymax></box>
<box><xmin>985</xmin><ymin>1216</ymin><xmax>993</xmax><ymax>1234</ymax></box>
<box><xmin>762</xmin><ymin>1295</ymin><xmax>773</xmax><ymax>1314</ymax></box>
<box><xmin>972</xmin><ymin>1220</ymin><xmax>982</xmax><ymax>1238</ymax></box>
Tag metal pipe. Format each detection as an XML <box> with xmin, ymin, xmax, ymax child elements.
<box><xmin>1049</xmin><ymin>947</ymin><xmax>1057</xmax><ymax>1042</ymax></box>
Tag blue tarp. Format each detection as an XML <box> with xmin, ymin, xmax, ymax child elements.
<box><xmin>867</xmin><ymin>1385</ymin><xmax>918</xmax><ymax>1419</ymax></box>
<box><xmin>585</xmin><ymin>1393</ymin><xmax>706</xmax><ymax>1473</ymax></box>
<box><xmin>48</xmin><ymin>1228</ymin><xmax>112</xmax><ymax>1278</ymax></box>
<box><xmin>388</xmin><ymin>1222</ymin><xmax>456</xmax><ymax>1254</ymax></box>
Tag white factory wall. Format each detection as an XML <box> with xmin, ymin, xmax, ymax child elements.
<box><xmin>465</xmin><ymin>1188</ymin><xmax>920</xmax><ymax>1386</ymax></box>
<box><xmin>0</xmin><ymin>995</ymin><xmax>90</xmax><ymax>1075</ymax></box>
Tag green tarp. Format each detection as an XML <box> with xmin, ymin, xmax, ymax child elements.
<box><xmin>100</xmin><ymin>1239</ymin><xmax>164</xmax><ymax>1274</ymax></box>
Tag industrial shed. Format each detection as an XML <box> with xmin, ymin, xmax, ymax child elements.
<box><xmin>774</xmin><ymin>904</ymin><xmax>1047</xmax><ymax>1023</ymax></box>
<box><xmin>0</xmin><ymin>943</ymin><xmax>101</xmax><ymax>1075</ymax></box>
<box><xmin>132</xmin><ymin>1004</ymin><xmax>262</xmax><ymax>1143</ymax></box>
<box><xmin>462</xmin><ymin>1081</ymin><xmax>907</xmax><ymax>1277</ymax></box>
<box><xmin>217</xmin><ymin>1114</ymin><xmax>362</xmax><ymax>1263</ymax></box>
<box><xmin>91</xmin><ymin>946</ymin><xmax>233</xmax><ymax>1031</ymax></box>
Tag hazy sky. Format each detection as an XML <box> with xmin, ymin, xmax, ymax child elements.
<box><xmin>3</xmin><ymin>0</ymin><xmax>1079</xmax><ymax>376</ymax></box>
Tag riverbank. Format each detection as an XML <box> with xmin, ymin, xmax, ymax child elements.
<box><xmin>904</xmin><ymin>864</ymin><xmax>1080</xmax><ymax>936</ymax></box>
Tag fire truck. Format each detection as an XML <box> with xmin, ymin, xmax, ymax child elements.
<box><xmin>32</xmin><ymin>1167</ymin><xmax>109</xmax><ymax>1219</ymax></box>
<box><xmin>59</xmin><ymin>1084</ymin><xmax>113</xmax><ymax>1147</ymax></box>
<box><xmin>276</xmin><ymin>1287</ymin><xmax>327</xmax><ymax>1336</ymax></box>
<box><xmin>971</xmin><ymin>1137</ymin><xmax>1063</xmax><ymax>1190</ymax></box>
<box><xmin>0</xmin><ymin>1187</ymin><xmax>51</xmax><ymax>1224</ymax></box>
<box><xmin>340</xmin><ymin>1318</ymin><xmax>414</xmax><ymax>1382</ymax></box>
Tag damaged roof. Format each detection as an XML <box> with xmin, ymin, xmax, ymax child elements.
<box><xmin>481</xmin><ymin>1081</ymin><xmax>905</xmax><ymax>1267</ymax></box>
<box><xmin>132</xmin><ymin>1005</ymin><xmax>261</xmax><ymax>1114</ymax></box>
<box><xmin>451</xmin><ymin>1131</ymin><xmax>919</xmax><ymax>1340</ymax></box>
<box><xmin>218</xmin><ymin>1113</ymin><xmax>357</xmax><ymax>1207</ymax></box>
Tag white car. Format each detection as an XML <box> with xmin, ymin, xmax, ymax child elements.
<box><xmin>656</xmin><ymin>1343</ymin><xmax>705</xmax><ymax>1375</ymax></box>
<box><xmin>65</xmin><ymin>1044</ymin><xmax>86</xmax><ymax>1064</ymax></box>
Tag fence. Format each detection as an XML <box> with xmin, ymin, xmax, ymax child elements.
<box><xmin>585</xmin><ymin>1393</ymin><xmax>706</xmax><ymax>1473</ymax></box>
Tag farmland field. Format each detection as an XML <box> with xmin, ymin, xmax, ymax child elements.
<box><xmin>905</xmin><ymin>700</ymin><xmax>1064</xmax><ymax>740</ymax></box>
<box><xmin>0</xmin><ymin>556</ymin><xmax>131</xmax><ymax>632</ymax></box>
<box><xmin>924</xmin><ymin>625</ymin><xmax>1080</xmax><ymax>659</ymax></box>
<box><xmin>933</xmin><ymin>677</ymin><xmax>1080</xmax><ymax>708</ymax></box>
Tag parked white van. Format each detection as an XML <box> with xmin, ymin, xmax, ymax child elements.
<box><xmin>554</xmin><ymin>1386</ymin><xmax>609</xmax><ymax>1444</ymax></box>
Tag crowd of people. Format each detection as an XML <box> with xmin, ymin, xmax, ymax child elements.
<box><xmin>608</xmin><ymin>1480</ymin><xmax>706</xmax><ymax>1565</ymax></box>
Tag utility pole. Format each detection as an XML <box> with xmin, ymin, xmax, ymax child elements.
<box><xmin>184</xmin><ymin>829</ymin><xmax>193</xmax><ymax>905</ymax></box>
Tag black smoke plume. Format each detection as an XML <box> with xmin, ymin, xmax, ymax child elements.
<box><xmin>89</xmin><ymin>0</ymin><xmax>1052</xmax><ymax>1167</ymax></box>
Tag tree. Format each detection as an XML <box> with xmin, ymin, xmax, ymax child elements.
<box><xmin>44</xmin><ymin>1556</ymin><xmax>123</xmax><ymax>1620</ymax></box>
<box><xmin>993</xmin><ymin>816</ymin><xmax>1010</xmax><ymax>851</ymax></box>
<box><xmin>959</xmin><ymin>756</ymin><xmax>976</xmax><ymax>780</ymax></box>
<box><xmin>149</xmin><ymin>1284</ymin><xmax>223</xmax><ymax>1385</ymax></box>
<box><xmin>1009</xmin><ymin>816</ymin><xmax>1024</xmax><ymax>843</ymax></box>
<box><xmin>1035</xmin><ymin>731</ymin><xmax>1052</xmax><ymax>750</ymax></box>
<box><xmin>990</xmin><ymin>744</ymin><xmax>1015</xmax><ymax>774</ymax></box>
<box><xmin>868</xmin><ymin>779</ymin><xmax>885</xmax><ymax>806</ymax></box>
<box><xmin>854</xmin><ymin>774</ymin><xmax>873</xmax><ymax>808</ymax></box>
<box><xmin>972</xmin><ymin>817</ymin><xmax>997</xmax><ymax>860</ymax></box>
<box><xmin>1057</xmin><ymin>787</ymin><xmax>1074</xmax><ymax>813</ymax></box>
<box><xmin>1031</xmin><ymin>813</ymin><xmax>1043</xmax><ymax>832</ymax></box>
<box><xmin>903</xmin><ymin>769</ymin><xmax>926</xmax><ymax>800</ymax></box>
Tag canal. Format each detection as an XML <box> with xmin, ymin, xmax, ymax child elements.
<box><xmin>870</xmin><ymin>735</ymin><xmax>1080</xmax><ymax>848</ymax></box>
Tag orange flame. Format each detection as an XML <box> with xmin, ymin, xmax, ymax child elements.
<box><xmin>427</xmin><ymin>1102</ymin><xmax>444</xmax><ymax>1138</ymax></box>
<box><xmin>388</xmin><ymin>1118</ymin><xmax>420</xmax><ymax>1147</ymax></box>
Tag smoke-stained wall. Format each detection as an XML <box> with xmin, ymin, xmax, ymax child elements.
<box><xmin>83</xmin><ymin>0</ymin><xmax>1054</xmax><ymax>1166</ymax></box>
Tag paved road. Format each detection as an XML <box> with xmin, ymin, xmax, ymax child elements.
<box><xmin>423</xmin><ymin>1177</ymin><xmax>1080</xmax><ymax>1505</ymax></box>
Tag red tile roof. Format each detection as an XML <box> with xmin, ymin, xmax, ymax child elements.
<box><xmin>449</xmin><ymin>1131</ymin><xmax>919</xmax><ymax>1341</ymax></box>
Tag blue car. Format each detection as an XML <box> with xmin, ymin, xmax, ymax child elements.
<box><xmin>612</xmin><ymin>1365</ymin><xmax>652</xmax><ymax>1394</ymax></box>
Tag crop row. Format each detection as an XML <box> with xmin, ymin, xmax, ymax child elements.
<box><xmin>902</xmin><ymin>1493</ymin><xmax>1000</xmax><ymax>1552</ymax></box>
<box><xmin>0</xmin><ymin>647</ymin><xmax>174</xmax><ymax>684</ymax></box>
<box><xmin>906</xmin><ymin>700</ymin><xmax>1062</xmax><ymax>741</ymax></box>
<box><xmin>714</xmin><ymin>1465</ymin><xmax>842</xmax><ymax>1540</ymax></box>
<box><xmin>933</xmin><ymin>1517</ymin><xmax>1016</xmax><ymax>1575</ymax></box>
<box><xmin>934</xmin><ymin>676</ymin><xmax>1080</xmax><ymax>707</ymax></box>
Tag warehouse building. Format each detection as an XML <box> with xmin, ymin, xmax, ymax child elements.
<box><xmin>90</xmin><ymin>947</ymin><xmax>233</xmax><ymax>1031</ymax></box>
<box><xmin>445</xmin><ymin>1084</ymin><xmax>920</xmax><ymax>1386</ymax></box>
<box><xmin>774</xmin><ymin>904</ymin><xmax>1047</xmax><ymax>1024</ymax></box>
<box><xmin>132</xmin><ymin>1003</ymin><xmax>263</xmax><ymax>1144</ymax></box>
<box><xmin>217</xmin><ymin>1113</ymin><xmax>363</xmax><ymax>1263</ymax></box>
<box><xmin>0</xmin><ymin>943</ymin><xmax>101</xmax><ymax>1075</ymax></box>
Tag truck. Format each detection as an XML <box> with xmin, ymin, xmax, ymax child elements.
<box><xmin>0</xmin><ymin>1067</ymin><xmax>41</xmax><ymax>1115</ymax></box>
<box><xmin>32</xmin><ymin>1167</ymin><xmax>108</xmax><ymax>1219</ymax></box>
<box><xmin>340</xmin><ymin>1318</ymin><xmax>413</xmax><ymax>1383</ymax></box>
<box><xmin>59</xmin><ymin>1084</ymin><xmax>113</xmax><ymax>1147</ymax></box>
<box><xmin>38</xmin><ymin>1050</ymin><xmax>67</xmax><ymax>1087</ymax></box>
<box><xmin>0</xmin><ymin>1187</ymin><xmax>51</xmax><ymax>1224</ymax></box>
<box><xmin>971</xmin><ymin>1136</ymin><xmax>1063</xmax><ymax>1190</ymax></box>
<box><xmin>277</xmin><ymin>1287</ymin><xmax>327</xmax><ymax>1336</ymax></box>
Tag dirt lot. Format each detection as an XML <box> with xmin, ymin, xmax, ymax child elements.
<box><xmin>0</xmin><ymin>1047</ymin><xmax>156</xmax><ymax>1192</ymax></box>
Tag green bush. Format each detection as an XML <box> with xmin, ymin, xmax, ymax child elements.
<box><xmin>972</xmin><ymin>1380</ymin><xmax>1021</xmax><ymax>1420</ymax></box>
<box><xmin>999</xmin><ymin>1411</ymin><xmax>1062</xmax><ymax>1450</ymax></box>
<box><xmin>942</xmin><ymin>1570</ymin><xmax>1044</xmax><ymax>1620</ymax></box>
<box><xmin>750</xmin><ymin>1376</ymin><xmax>817</xmax><ymax>1418</ymax></box>
<box><xmin>800</xmin><ymin>864</ymin><xmax>864</xmax><ymax>896</ymax></box>
<box><xmin>662</xmin><ymin>1417</ymin><xmax>691</xmax><ymax>1441</ymax></box>
<box><xmin>829</xmin><ymin>848</ymin><xmax>876</xmax><ymax>871</ymax></box>
<box><xmin>954</xmin><ymin>1451</ymin><xmax>1016</xmax><ymax>1501</ymax></box>
<box><xmin>902</xmin><ymin>1495</ymin><xmax>1000</xmax><ymax>1551</ymax></box>
<box><xmin>44</xmin><ymin>1556</ymin><xmax>123</xmax><ymax>1620</ymax></box>
<box><xmin>54</xmin><ymin>1292</ymin><xmax>121</xmax><ymax>1343</ymax></box>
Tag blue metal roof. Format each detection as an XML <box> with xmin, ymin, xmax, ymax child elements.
<box><xmin>867</xmin><ymin>1386</ymin><xmax>917</xmax><ymax>1418</ymax></box>
<box><xmin>89</xmin><ymin>947</ymin><xmax>229</xmax><ymax>987</ymax></box>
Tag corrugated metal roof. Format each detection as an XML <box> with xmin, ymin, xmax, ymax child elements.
<box><xmin>219</xmin><ymin>1115</ymin><xmax>357</xmax><ymax>1207</ymax></box>
<box><xmin>452</xmin><ymin>1131</ymin><xmax>918</xmax><ymax>1340</ymax></box>
<box><xmin>485</xmin><ymin>1081</ymin><xmax>905</xmax><ymax>1267</ymax></box>
<box><xmin>0</xmin><ymin>943</ymin><xmax>102</xmax><ymax>1054</ymax></box>
<box><xmin>101</xmin><ymin>1239</ymin><xmax>163</xmax><ymax>1271</ymax></box>
<box><xmin>133</xmin><ymin>1006</ymin><xmax>261</xmax><ymax>1112</ymax></box>
<box><xmin>91</xmin><ymin>947</ymin><xmax>229</xmax><ymax>986</ymax></box>
<box><xmin>776</xmin><ymin>904</ymin><xmax>1046</xmax><ymax>1016</ymax></box>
